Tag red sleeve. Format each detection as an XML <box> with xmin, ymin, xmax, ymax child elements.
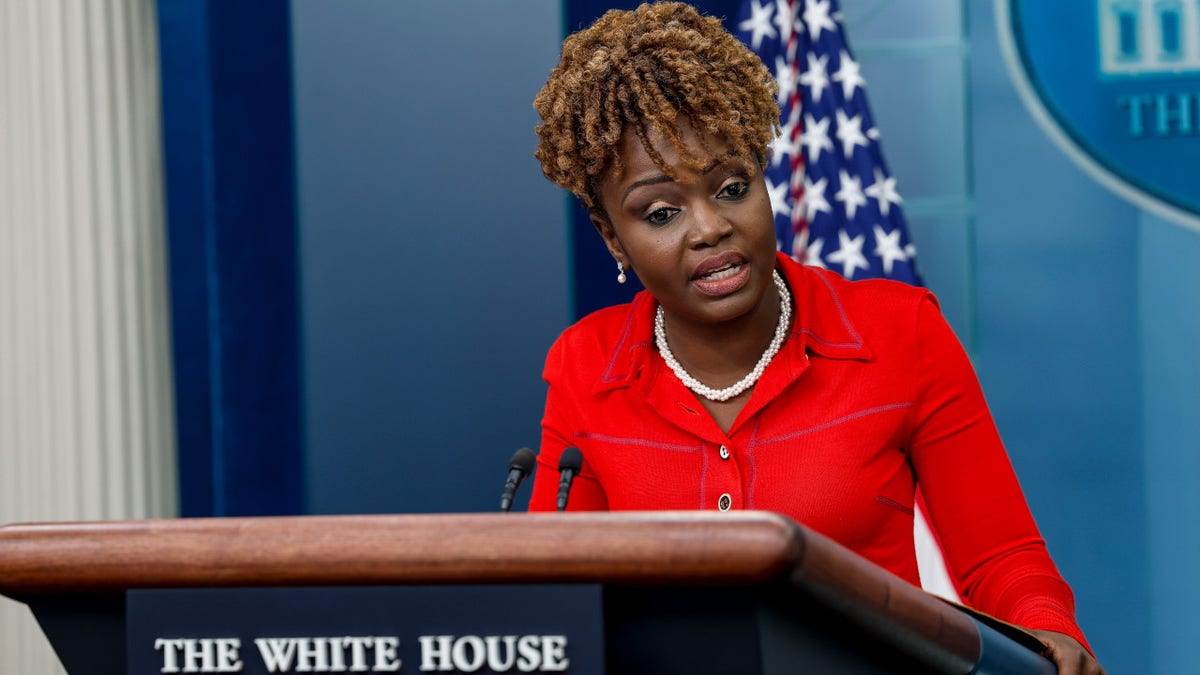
<box><xmin>527</xmin><ymin>332</ymin><xmax>609</xmax><ymax>512</ymax></box>
<box><xmin>907</xmin><ymin>295</ymin><xmax>1092</xmax><ymax>653</ymax></box>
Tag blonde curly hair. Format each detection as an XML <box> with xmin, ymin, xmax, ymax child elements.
<box><xmin>533</xmin><ymin>2</ymin><xmax>780</xmax><ymax>213</ymax></box>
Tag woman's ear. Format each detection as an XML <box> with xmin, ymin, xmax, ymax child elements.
<box><xmin>590</xmin><ymin>211</ymin><xmax>626</xmax><ymax>267</ymax></box>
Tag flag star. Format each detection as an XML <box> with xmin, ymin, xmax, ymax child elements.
<box><xmin>775</xmin><ymin>56</ymin><xmax>798</xmax><ymax>105</ymax></box>
<box><xmin>905</xmin><ymin>243</ymin><xmax>918</xmax><ymax>258</ymax></box>
<box><xmin>801</xmin><ymin>0</ymin><xmax>836</xmax><ymax>41</ymax></box>
<box><xmin>802</xmin><ymin>175</ymin><xmax>832</xmax><ymax>222</ymax></box>
<box><xmin>769</xmin><ymin>109</ymin><xmax>800</xmax><ymax>167</ymax></box>
<box><xmin>835</xmin><ymin>110</ymin><xmax>868</xmax><ymax>158</ymax></box>
<box><xmin>800</xmin><ymin>113</ymin><xmax>833</xmax><ymax>163</ymax></box>
<box><xmin>768</xmin><ymin>132</ymin><xmax>791</xmax><ymax>168</ymax></box>
<box><xmin>832</xmin><ymin>50</ymin><xmax>866</xmax><ymax>100</ymax></box>
<box><xmin>864</xmin><ymin>168</ymin><xmax>903</xmax><ymax>216</ymax></box>
<box><xmin>799</xmin><ymin>53</ymin><xmax>830</xmax><ymax>103</ymax></box>
<box><xmin>766</xmin><ymin>177</ymin><xmax>791</xmax><ymax>218</ymax></box>
<box><xmin>826</xmin><ymin>230</ymin><xmax>870</xmax><ymax>279</ymax></box>
<box><xmin>834</xmin><ymin>169</ymin><xmax>867</xmax><ymax>220</ymax></box>
<box><xmin>773</xmin><ymin>0</ymin><xmax>797</xmax><ymax>43</ymax></box>
<box><xmin>806</xmin><ymin>240</ymin><xmax>828</xmax><ymax>268</ymax></box>
<box><xmin>873</xmin><ymin>225</ymin><xmax>909</xmax><ymax>275</ymax></box>
<box><xmin>738</xmin><ymin>0</ymin><xmax>777</xmax><ymax>50</ymax></box>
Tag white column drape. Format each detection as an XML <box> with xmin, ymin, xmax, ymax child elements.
<box><xmin>0</xmin><ymin>1</ymin><xmax>177</xmax><ymax>670</ymax></box>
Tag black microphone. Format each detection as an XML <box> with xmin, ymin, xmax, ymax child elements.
<box><xmin>556</xmin><ymin>446</ymin><xmax>583</xmax><ymax>512</ymax></box>
<box><xmin>499</xmin><ymin>447</ymin><xmax>536</xmax><ymax>513</ymax></box>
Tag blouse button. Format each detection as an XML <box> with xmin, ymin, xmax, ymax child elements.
<box><xmin>718</xmin><ymin>445</ymin><xmax>730</xmax><ymax>460</ymax></box>
<box><xmin>718</xmin><ymin>493</ymin><xmax>732</xmax><ymax>511</ymax></box>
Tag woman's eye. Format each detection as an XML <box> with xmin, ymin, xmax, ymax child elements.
<box><xmin>645</xmin><ymin>207</ymin><xmax>679</xmax><ymax>225</ymax></box>
<box><xmin>719</xmin><ymin>181</ymin><xmax>750</xmax><ymax>200</ymax></box>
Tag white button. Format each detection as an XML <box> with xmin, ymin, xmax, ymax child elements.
<box><xmin>718</xmin><ymin>493</ymin><xmax>732</xmax><ymax>511</ymax></box>
<box><xmin>718</xmin><ymin>445</ymin><xmax>730</xmax><ymax>460</ymax></box>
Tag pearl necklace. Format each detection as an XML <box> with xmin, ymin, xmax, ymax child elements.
<box><xmin>654</xmin><ymin>269</ymin><xmax>791</xmax><ymax>402</ymax></box>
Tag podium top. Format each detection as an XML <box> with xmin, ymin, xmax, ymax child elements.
<box><xmin>0</xmin><ymin>510</ymin><xmax>1004</xmax><ymax>669</ymax></box>
<box><xmin>0</xmin><ymin>511</ymin><xmax>809</xmax><ymax>592</ymax></box>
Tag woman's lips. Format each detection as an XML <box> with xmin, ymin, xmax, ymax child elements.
<box><xmin>692</xmin><ymin>254</ymin><xmax>751</xmax><ymax>297</ymax></box>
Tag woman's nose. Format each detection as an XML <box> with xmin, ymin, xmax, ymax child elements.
<box><xmin>687</xmin><ymin>203</ymin><xmax>734</xmax><ymax>248</ymax></box>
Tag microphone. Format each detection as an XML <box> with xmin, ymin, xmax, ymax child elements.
<box><xmin>499</xmin><ymin>447</ymin><xmax>537</xmax><ymax>513</ymax></box>
<box><xmin>556</xmin><ymin>446</ymin><xmax>583</xmax><ymax>512</ymax></box>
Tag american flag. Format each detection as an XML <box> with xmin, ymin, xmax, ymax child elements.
<box><xmin>737</xmin><ymin>0</ymin><xmax>958</xmax><ymax>600</ymax></box>
<box><xmin>736</xmin><ymin>0</ymin><xmax>922</xmax><ymax>285</ymax></box>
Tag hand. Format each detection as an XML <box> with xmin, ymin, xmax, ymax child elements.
<box><xmin>1028</xmin><ymin>630</ymin><xmax>1105</xmax><ymax>675</ymax></box>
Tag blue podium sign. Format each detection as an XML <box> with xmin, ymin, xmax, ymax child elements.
<box><xmin>126</xmin><ymin>586</ymin><xmax>603</xmax><ymax>675</ymax></box>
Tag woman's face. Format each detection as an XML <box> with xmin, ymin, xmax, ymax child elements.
<box><xmin>591</xmin><ymin>125</ymin><xmax>779</xmax><ymax>329</ymax></box>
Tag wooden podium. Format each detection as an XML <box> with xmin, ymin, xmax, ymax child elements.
<box><xmin>0</xmin><ymin>511</ymin><xmax>1055</xmax><ymax>674</ymax></box>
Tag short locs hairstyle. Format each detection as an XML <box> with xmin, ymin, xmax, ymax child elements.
<box><xmin>533</xmin><ymin>2</ymin><xmax>780</xmax><ymax>214</ymax></box>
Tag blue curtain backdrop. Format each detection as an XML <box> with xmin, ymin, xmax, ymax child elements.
<box><xmin>157</xmin><ymin>0</ymin><xmax>304</xmax><ymax>517</ymax></box>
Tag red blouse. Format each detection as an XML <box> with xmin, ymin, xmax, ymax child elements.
<box><xmin>529</xmin><ymin>252</ymin><xmax>1088</xmax><ymax>648</ymax></box>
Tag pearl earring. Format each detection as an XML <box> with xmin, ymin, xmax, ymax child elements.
<box><xmin>616</xmin><ymin>261</ymin><xmax>627</xmax><ymax>284</ymax></box>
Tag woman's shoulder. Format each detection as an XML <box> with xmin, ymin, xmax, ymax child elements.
<box><xmin>544</xmin><ymin>292</ymin><xmax>653</xmax><ymax>379</ymax></box>
<box><xmin>554</xmin><ymin>299</ymin><xmax>641</xmax><ymax>349</ymax></box>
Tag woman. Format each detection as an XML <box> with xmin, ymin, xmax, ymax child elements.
<box><xmin>527</xmin><ymin>3</ymin><xmax>1102</xmax><ymax>672</ymax></box>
